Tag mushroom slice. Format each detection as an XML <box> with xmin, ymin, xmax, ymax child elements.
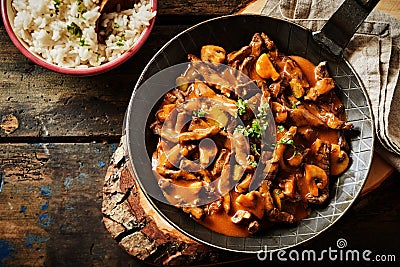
<box><xmin>303</xmin><ymin>164</ymin><xmax>328</xmax><ymax>197</ymax></box>
<box><xmin>272</xmin><ymin>188</ymin><xmax>284</xmax><ymax>210</ymax></box>
<box><xmin>223</xmin><ymin>193</ymin><xmax>231</xmax><ymax>214</ymax></box>
<box><xmin>182</xmin><ymin>206</ymin><xmax>204</xmax><ymax>220</ymax></box>
<box><xmin>227</xmin><ymin>45</ymin><xmax>252</xmax><ymax>64</ymax></box>
<box><xmin>206</xmin><ymin>198</ymin><xmax>223</xmax><ymax>215</ymax></box>
<box><xmin>276</xmin><ymin>126</ymin><xmax>298</xmax><ymax>172</ymax></box>
<box><xmin>161</xmin><ymin>169</ymin><xmax>198</xmax><ymax>181</ymax></box>
<box><xmin>249</xmin><ymin>33</ymin><xmax>264</xmax><ymax>57</ymax></box>
<box><xmin>289</xmin><ymin>107</ymin><xmax>325</xmax><ymax>128</ymax></box>
<box><xmin>287</xmin><ymin>152</ymin><xmax>303</xmax><ymax>168</ymax></box>
<box><xmin>236</xmin><ymin>173</ymin><xmax>253</xmax><ymax>194</ymax></box>
<box><xmin>208</xmin><ymin>106</ymin><xmax>230</xmax><ymax>129</ymax></box>
<box><xmin>198</xmin><ymin>139</ymin><xmax>218</xmax><ymax>168</ymax></box>
<box><xmin>179</xmin><ymin>125</ymin><xmax>220</xmax><ymax>142</ymax></box>
<box><xmin>280</xmin><ymin>175</ymin><xmax>296</xmax><ymax>198</ymax></box>
<box><xmin>188</xmin><ymin>117</ymin><xmax>209</xmax><ymax>131</ymax></box>
<box><xmin>268</xmin><ymin>208</ymin><xmax>295</xmax><ymax>223</ymax></box>
<box><xmin>310</xmin><ymin>138</ymin><xmax>331</xmax><ymax>176</ymax></box>
<box><xmin>330</xmin><ymin>144</ymin><xmax>350</xmax><ymax>176</ymax></box>
<box><xmin>260</xmin><ymin>32</ymin><xmax>276</xmax><ymax>51</ymax></box>
<box><xmin>305</xmin><ymin>78</ymin><xmax>335</xmax><ymax>101</ymax></box>
<box><xmin>314</xmin><ymin>61</ymin><xmax>330</xmax><ymax>79</ymax></box>
<box><xmin>156</xmin><ymin>104</ymin><xmax>176</xmax><ymax>122</ymax></box>
<box><xmin>248</xmin><ymin>220</ymin><xmax>260</xmax><ymax>234</ymax></box>
<box><xmin>303</xmin><ymin>103</ymin><xmax>353</xmax><ymax>130</ymax></box>
<box><xmin>235</xmin><ymin>191</ymin><xmax>265</xmax><ymax>219</ymax></box>
<box><xmin>211</xmin><ymin>149</ymin><xmax>230</xmax><ymax>177</ymax></box>
<box><xmin>216</xmin><ymin>160</ymin><xmax>239</xmax><ymax>195</ymax></box>
<box><xmin>259</xmin><ymin>180</ymin><xmax>275</xmax><ymax>212</ymax></box>
<box><xmin>238</xmin><ymin>56</ymin><xmax>255</xmax><ymax>78</ymax></box>
<box><xmin>201</xmin><ymin>45</ymin><xmax>226</xmax><ymax>63</ymax></box>
<box><xmin>231</xmin><ymin>210</ymin><xmax>252</xmax><ymax>224</ymax></box>
<box><xmin>308</xmin><ymin>187</ymin><xmax>329</xmax><ymax>205</ymax></box>
<box><xmin>232</xmin><ymin>130</ymin><xmax>250</xmax><ymax>169</ymax></box>
<box><xmin>271</xmin><ymin>102</ymin><xmax>287</xmax><ymax>123</ymax></box>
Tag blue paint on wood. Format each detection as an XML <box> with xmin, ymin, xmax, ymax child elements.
<box><xmin>0</xmin><ymin>240</ymin><xmax>14</xmax><ymax>267</ymax></box>
<box><xmin>110</xmin><ymin>143</ymin><xmax>117</xmax><ymax>153</ymax></box>
<box><xmin>38</xmin><ymin>214</ymin><xmax>52</xmax><ymax>227</ymax></box>
<box><xmin>64</xmin><ymin>177</ymin><xmax>73</xmax><ymax>189</ymax></box>
<box><xmin>30</xmin><ymin>142</ymin><xmax>44</xmax><ymax>147</ymax></box>
<box><xmin>97</xmin><ymin>161</ymin><xmax>106</xmax><ymax>168</ymax></box>
<box><xmin>41</xmin><ymin>201</ymin><xmax>49</xmax><ymax>211</ymax></box>
<box><xmin>20</xmin><ymin>205</ymin><xmax>27</xmax><ymax>214</ymax></box>
<box><xmin>76</xmin><ymin>173</ymin><xmax>87</xmax><ymax>184</ymax></box>
<box><xmin>26</xmin><ymin>234</ymin><xmax>50</xmax><ymax>248</ymax></box>
<box><xmin>39</xmin><ymin>185</ymin><xmax>52</xmax><ymax>197</ymax></box>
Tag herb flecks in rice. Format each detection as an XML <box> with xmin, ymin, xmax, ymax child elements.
<box><xmin>12</xmin><ymin>0</ymin><xmax>156</xmax><ymax>68</ymax></box>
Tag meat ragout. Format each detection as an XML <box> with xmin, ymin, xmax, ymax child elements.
<box><xmin>150</xmin><ymin>33</ymin><xmax>352</xmax><ymax>237</ymax></box>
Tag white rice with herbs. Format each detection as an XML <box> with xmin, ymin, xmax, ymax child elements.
<box><xmin>12</xmin><ymin>0</ymin><xmax>156</xmax><ymax>68</ymax></box>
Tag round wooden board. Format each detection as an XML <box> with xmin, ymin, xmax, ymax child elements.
<box><xmin>101</xmin><ymin>139</ymin><xmax>247</xmax><ymax>265</ymax></box>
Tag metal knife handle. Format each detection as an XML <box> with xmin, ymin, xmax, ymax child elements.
<box><xmin>313</xmin><ymin>0</ymin><xmax>380</xmax><ymax>56</ymax></box>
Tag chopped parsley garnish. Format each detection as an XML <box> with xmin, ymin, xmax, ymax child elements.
<box><xmin>54</xmin><ymin>0</ymin><xmax>61</xmax><ymax>15</ymax></box>
<box><xmin>236</xmin><ymin>98</ymin><xmax>249</xmax><ymax>116</ymax></box>
<box><xmin>116</xmin><ymin>35</ymin><xmax>125</xmax><ymax>46</ymax></box>
<box><xmin>277</xmin><ymin>137</ymin><xmax>294</xmax><ymax>146</ymax></box>
<box><xmin>96</xmin><ymin>52</ymin><xmax>101</xmax><ymax>62</ymax></box>
<box><xmin>193</xmin><ymin>108</ymin><xmax>206</xmax><ymax>118</ymax></box>
<box><xmin>251</xmin><ymin>143</ymin><xmax>260</xmax><ymax>156</ymax></box>
<box><xmin>257</xmin><ymin>103</ymin><xmax>270</xmax><ymax>119</ymax></box>
<box><xmin>247</xmin><ymin>155</ymin><xmax>258</xmax><ymax>167</ymax></box>
<box><xmin>274</xmin><ymin>135</ymin><xmax>300</xmax><ymax>156</ymax></box>
<box><xmin>277</xmin><ymin>125</ymin><xmax>285</xmax><ymax>133</ymax></box>
<box><xmin>67</xmin><ymin>22</ymin><xmax>82</xmax><ymax>37</ymax></box>
<box><xmin>114</xmin><ymin>23</ymin><xmax>120</xmax><ymax>29</ymax></box>
<box><xmin>292</xmin><ymin>101</ymin><xmax>301</xmax><ymax>109</ymax></box>
<box><xmin>76</xmin><ymin>0</ymin><xmax>87</xmax><ymax>17</ymax></box>
<box><xmin>79</xmin><ymin>37</ymin><xmax>88</xmax><ymax>46</ymax></box>
<box><xmin>236</xmin><ymin>118</ymin><xmax>268</xmax><ymax>139</ymax></box>
<box><xmin>249</xmin><ymin>119</ymin><xmax>263</xmax><ymax>138</ymax></box>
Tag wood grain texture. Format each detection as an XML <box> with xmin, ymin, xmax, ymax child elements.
<box><xmin>0</xmin><ymin>25</ymin><xmax>188</xmax><ymax>139</ymax></box>
<box><xmin>157</xmin><ymin>0</ymin><xmax>250</xmax><ymax>16</ymax></box>
<box><xmin>0</xmin><ymin>143</ymin><xmax>138</xmax><ymax>266</ymax></box>
<box><xmin>377</xmin><ymin>0</ymin><xmax>400</xmax><ymax>19</ymax></box>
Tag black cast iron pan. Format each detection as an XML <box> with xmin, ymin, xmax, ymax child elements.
<box><xmin>125</xmin><ymin>0</ymin><xmax>377</xmax><ymax>253</ymax></box>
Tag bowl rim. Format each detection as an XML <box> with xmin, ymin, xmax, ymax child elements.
<box><xmin>0</xmin><ymin>0</ymin><xmax>157</xmax><ymax>76</ymax></box>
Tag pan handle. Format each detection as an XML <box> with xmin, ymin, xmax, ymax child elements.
<box><xmin>313</xmin><ymin>0</ymin><xmax>380</xmax><ymax>56</ymax></box>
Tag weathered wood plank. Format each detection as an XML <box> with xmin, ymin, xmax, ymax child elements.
<box><xmin>0</xmin><ymin>143</ymin><xmax>144</xmax><ymax>266</ymax></box>
<box><xmin>156</xmin><ymin>0</ymin><xmax>248</xmax><ymax>16</ymax></box>
<box><xmin>0</xmin><ymin>1</ymin><xmax>249</xmax><ymax>140</ymax></box>
<box><xmin>0</xmin><ymin>24</ymin><xmax>188</xmax><ymax>139</ymax></box>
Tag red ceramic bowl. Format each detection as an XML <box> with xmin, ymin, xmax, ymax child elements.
<box><xmin>1</xmin><ymin>0</ymin><xmax>157</xmax><ymax>75</ymax></box>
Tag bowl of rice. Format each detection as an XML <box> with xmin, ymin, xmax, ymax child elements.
<box><xmin>1</xmin><ymin>0</ymin><xmax>157</xmax><ymax>75</ymax></box>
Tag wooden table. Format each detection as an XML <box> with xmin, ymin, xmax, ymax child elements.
<box><xmin>0</xmin><ymin>1</ymin><xmax>399</xmax><ymax>266</ymax></box>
